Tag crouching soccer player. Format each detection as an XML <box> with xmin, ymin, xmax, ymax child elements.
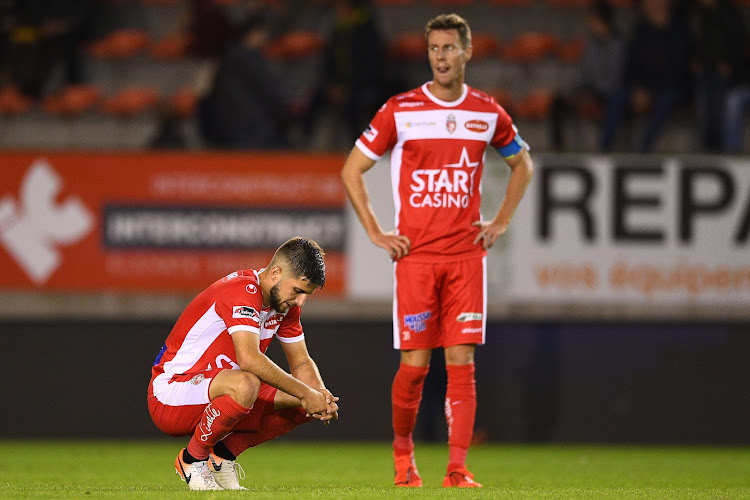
<box><xmin>147</xmin><ymin>236</ymin><xmax>339</xmax><ymax>490</ymax></box>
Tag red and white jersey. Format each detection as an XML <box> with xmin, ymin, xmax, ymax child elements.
<box><xmin>148</xmin><ymin>269</ymin><xmax>303</xmax><ymax>398</ymax></box>
<box><xmin>355</xmin><ymin>82</ymin><xmax>527</xmax><ymax>262</ymax></box>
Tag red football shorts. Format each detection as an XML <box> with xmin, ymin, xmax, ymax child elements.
<box><xmin>148</xmin><ymin>368</ymin><xmax>278</xmax><ymax>437</ymax></box>
<box><xmin>393</xmin><ymin>256</ymin><xmax>486</xmax><ymax>350</ymax></box>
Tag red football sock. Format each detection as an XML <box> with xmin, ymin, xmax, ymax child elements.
<box><xmin>391</xmin><ymin>364</ymin><xmax>429</xmax><ymax>456</ymax></box>
<box><xmin>221</xmin><ymin>407</ymin><xmax>311</xmax><ymax>457</ymax></box>
<box><xmin>186</xmin><ymin>395</ymin><xmax>251</xmax><ymax>460</ymax></box>
<box><xmin>445</xmin><ymin>363</ymin><xmax>477</xmax><ymax>471</ymax></box>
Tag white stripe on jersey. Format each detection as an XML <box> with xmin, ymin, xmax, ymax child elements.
<box><xmin>393</xmin><ymin>109</ymin><xmax>498</xmax><ymax>143</ymax></box>
<box><xmin>162</xmin><ymin>302</ymin><xmax>227</xmax><ymax>376</ymax></box>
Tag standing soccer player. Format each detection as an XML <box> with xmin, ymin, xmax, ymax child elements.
<box><xmin>147</xmin><ymin>236</ymin><xmax>339</xmax><ymax>490</ymax></box>
<box><xmin>341</xmin><ymin>13</ymin><xmax>533</xmax><ymax>488</ymax></box>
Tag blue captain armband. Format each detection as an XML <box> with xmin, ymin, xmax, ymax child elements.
<box><xmin>497</xmin><ymin>129</ymin><xmax>530</xmax><ymax>158</ymax></box>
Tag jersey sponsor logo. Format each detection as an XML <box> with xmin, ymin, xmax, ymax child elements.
<box><xmin>0</xmin><ymin>158</ymin><xmax>93</xmax><ymax>284</ymax></box>
<box><xmin>399</xmin><ymin>101</ymin><xmax>424</xmax><ymax>108</ymax></box>
<box><xmin>465</xmin><ymin>120</ymin><xmax>489</xmax><ymax>132</ymax></box>
<box><xmin>457</xmin><ymin>312</ymin><xmax>483</xmax><ymax>322</ymax></box>
<box><xmin>263</xmin><ymin>313</ymin><xmax>285</xmax><ymax>330</ymax></box>
<box><xmin>246</xmin><ymin>283</ymin><xmax>257</xmax><ymax>294</ymax></box>
<box><xmin>405</xmin><ymin>120</ymin><xmax>437</xmax><ymax>128</ymax></box>
<box><xmin>232</xmin><ymin>305</ymin><xmax>259</xmax><ymax>320</ymax></box>
<box><xmin>408</xmin><ymin>147</ymin><xmax>479</xmax><ymax>208</ymax></box>
<box><xmin>461</xmin><ymin>327</ymin><xmax>483</xmax><ymax>334</ymax></box>
<box><xmin>363</xmin><ymin>125</ymin><xmax>378</xmax><ymax>142</ymax></box>
<box><xmin>223</xmin><ymin>271</ymin><xmax>239</xmax><ymax>281</ymax></box>
<box><xmin>404</xmin><ymin>310</ymin><xmax>431</xmax><ymax>332</ymax></box>
<box><xmin>446</xmin><ymin>113</ymin><xmax>457</xmax><ymax>134</ymax></box>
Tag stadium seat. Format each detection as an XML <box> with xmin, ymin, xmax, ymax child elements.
<box><xmin>168</xmin><ymin>87</ymin><xmax>199</xmax><ymax>118</ymax></box>
<box><xmin>88</xmin><ymin>29</ymin><xmax>152</xmax><ymax>60</ymax></box>
<box><xmin>265</xmin><ymin>30</ymin><xmax>325</xmax><ymax>61</ymax></box>
<box><xmin>484</xmin><ymin>88</ymin><xmax>516</xmax><ymax>115</ymax></box>
<box><xmin>557</xmin><ymin>36</ymin><xmax>585</xmax><ymax>63</ymax></box>
<box><xmin>469</xmin><ymin>33</ymin><xmax>501</xmax><ymax>61</ymax></box>
<box><xmin>386</xmin><ymin>32</ymin><xmax>426</xmax><ymax>62</ymax></box>
<box><xmin>101</xmin><ymin>86</ymin><xmax>161</xmax><ymax>116</ymax></box>
<box><xmin>514</xmin><ymin>88</ymin><xmax>554</xmax><ymax>120</ymax></box>
<box><xmin>0</xmin><ymin>86</ymin><xmax>34</xmax><ymax>116</ymax></box>
<box><xmin>41</xmin><ymin>84</ymin><xmax>103</xmax><ymax>116</ymax></box>
<box><xmin>500</xmin><ymin>32</ymin><xmax>560</xmax><ymax>63</ymax></box>
<box><xmin>149</xmin><ymin>32</ymin><xmax>193</xmax><ymax>60</ymax></box>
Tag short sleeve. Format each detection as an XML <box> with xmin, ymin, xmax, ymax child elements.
<box><xmin>490</xmin><ymin>101</ymin><xmax>530</xmax><ymax>158</ymax></box>
<box><xmin>276</xmin><ymin>305</ymin><xmax>304</xmax><ymax>343</ymax></box>
<box><xmin>355</xmin><ymin>100</ymin><xmax>397</xmax><ymax>160</ymax></box>
<box><xmin>214</xmin><ymin>279</ymin><xmax>263</xmax><ymax>335</ymax></box>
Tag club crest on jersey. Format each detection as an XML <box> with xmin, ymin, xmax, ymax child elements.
<box><xmin>446</xmin><ymin>114</ymin><xmax>456</xmax><ymax>134</ymax></box>
<box><xmin>190</xmin><ymin>374</ymin><xmax>205</xmax><ymax>385</ymax></box>
<box><xmin>233</xmin><ymin>305</ymin><xmax>259</xmax><ymax>320</ymax></box>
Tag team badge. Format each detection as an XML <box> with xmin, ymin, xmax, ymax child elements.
<box><xmin>190</xmin><ymin>374</ymin><xmax>205</xmax><ymax>385</ymax></box>
<box><xmin>446</xmin><ymin>113</ymin><xmax>456</xmax><ymax>134</ymax></box>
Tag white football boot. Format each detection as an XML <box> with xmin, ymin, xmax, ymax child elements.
<box><xmin>208</xmin><ymin>451</ymin><xmax>247</xmax><ymax>490</ymax></box>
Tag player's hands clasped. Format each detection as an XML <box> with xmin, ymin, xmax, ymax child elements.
<box><xmin>373</xmin><ymin>230</ymin><xmax>411</xmax><ymax>260</ymax></box>
<box><xmin>301</xmin><ymin>388</ymin><xmax>339</xmax><ymax>425</ymax></box>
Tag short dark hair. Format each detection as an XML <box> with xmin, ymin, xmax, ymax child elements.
<box><xmin>425</xmin><ymin>13</ymin><xmax>472</xmax><ymax>50</ymax></box>
<box><xmin>272</xmin><ymin>236</ymin><xmax>326</xmax><ymax>288</ymax></box>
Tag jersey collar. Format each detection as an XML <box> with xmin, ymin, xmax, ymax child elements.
<box><xmin>422</xmin><ymin>82</ymin><xmax>468</xmax><ymax>107</ymax></box>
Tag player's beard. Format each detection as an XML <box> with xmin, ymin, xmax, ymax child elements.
<box><xmin>269</xmin><ymin>283</ymin><xmax>287</xmax><ymax>312</ymax></box>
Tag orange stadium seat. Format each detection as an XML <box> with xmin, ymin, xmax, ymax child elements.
<box><xmin>386</xmin><ymin>32</ymin><xmax>426</xmax><ymax>61</ymax></box>
<box><xmin>88</xmin><ymin>29</ymin><xmax>151</xmax><ymax>59</ymax></box>
<box><xmin>514</xmin><ymin>88</ymin><xmax>554</xmax><ymax>120</ymax></box>
<box><xmin>168</xmin><ymin>87</ymin><xmax>199</xmax><ymax>118</ymax></box>
<box><xmin>500</xmin><ymin>31</ymin><xmax>560</xmax><ymax>62</ymax></box>
<box><xmin>101</xmin><ymin>86</ymin><xmax>161</xmax><ymax>116</ymax></box>
<box><xmin>0</xmin><ymin>86</ymin><xmax>33</xmax><ymax>115</ymax></box>
<box><xmin>557</xmin><ymin>36</ymin><xmax>585</xmax><ymax>63</ymax></box>
<box><xmin>469</xmin><ymin>33</ymin><xmax>501</xmax><ymax>61</ymax></box>
<box><xmin>41</xmin><ymin>84</ymin><xmax>102</xmax><ymax>116</ymax></box>
<box><xmin>265</xmin><ymin>30</ymin><xmax>325</xmax><ymax>61</ymax></box>
<box><xmin>149</xmin><ymin>32</ymin><xmax>193</xmax><ymax>60</ymax></box>
<box><xmin>484</xmin><ymin>88</ymin><xmax>516</xmax><ymax>115</ymax></box>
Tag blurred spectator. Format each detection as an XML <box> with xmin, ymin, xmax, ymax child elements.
<box><xmin>689</xmin><ymin>0</ymin><xmax>746</xmax><ymax>152</ymax></box>
<box><xmin>197</xmin><ymin>15</ymin><xmax>290</xmax><ymax>149</ymax></box>
<box><xmin>184</xmin><ymin>0</ymin><xmax>237</xmax><ymax>60</ymax></box>
<box><xmin>1</xmin><ymin>0</ymin><xmax>94</xmax><ymax>99</ymax></box>
<box><xmin>551</xmin><ymin>0</ymin><xmax>625</xmax><ymax>151</ymax></box>
<box><xmin>600</xmin><ymin>0</ymin><xmax>692</xmax><ymax>153</ymax></box>
<box><xmin>301</xmin><ymin>0</ymin><xmax>386</xmax><ymax>148</ymax></box>
<box><xmin>149</xmin><ymin>104</ymin><xmax>188</xmax><ymax>150</ymax></box>
<box><xmin>723</xmin><ymin>81</ymin><xmax>750</xmax><ymax>154</ymax></box>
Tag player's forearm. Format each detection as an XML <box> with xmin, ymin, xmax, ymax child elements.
<box><xmin>493</xmin><ymin>153</ymin><xmax>534</xmax><ymax>226</ymax></box>
<box><xmin>290</xmin><ymin>357</ymin><xmax>326</xmax><ymax>391</ymax></box>
<box><xmin>342</xmin><ymin>172</ymin><xmax>384</xmax><ymax>240</ymax></box>
<box><xmin>241</xmin><ymin>352</ymin><xmax>315</xmax><ymax>400</ymax></box>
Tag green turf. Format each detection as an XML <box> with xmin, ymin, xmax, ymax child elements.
<box><xmin>1</xmin><ymin>440</ymin><xmax>749</xmax><ymax>498</ymax></box>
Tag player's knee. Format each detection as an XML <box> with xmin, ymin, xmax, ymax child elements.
<box><xmin>228</xmin><ymin>372</ymin><xmax>261</xmax><ymax>407</ymax></box>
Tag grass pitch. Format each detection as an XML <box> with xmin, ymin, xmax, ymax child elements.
<box><xmin>1</xmin><ymin>440</ymin><xmax>749</xmax><ymax>498</ymax></box>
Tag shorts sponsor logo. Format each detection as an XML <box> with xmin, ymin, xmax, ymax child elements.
<box><xmin>465</xmin><ymin>120</ymin><xmax>489</xmax><ymax>132</ymax></box>
<box><xmin>246</xmin><ymin>283</ymin><xmax>257</xmax><ymax>294</ymax></box>
<box><xmin>457</xmin><ymin>312</ymin><xmax>483</xmax><ymax>322</ymax></box>
<box><xmin>461</xmin><ymin>327</ymin><xmax>483</xmax><ymax>334</ymax></box>
<box><xmin>190</xmin><ymin>373</ymin><xmax>205</xmax><ymax>385</ymax></box>
<box><xmin>233</xmin><ymin>305</ymin><xmax>259</xmax><ymax>320</ymax></box>
<box><xmin>404</xmin><ymin>310</ymin><xmax>431</xmax><ymax>333</ymax></box>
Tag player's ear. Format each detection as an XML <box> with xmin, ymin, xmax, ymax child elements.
<box><xmin>464</xmin><ymin>43</ymin><xmax>473</xmax><ymax>61</ymax></box>
<box><xmin>270</xmin><ymin>265</ymin><xmax>283</xmax><ymax>284</ymax></box>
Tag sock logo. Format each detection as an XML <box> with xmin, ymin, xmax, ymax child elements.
<box><xmin>199</xmin><ymin>404</ymin><xmax>221</xmax><ymax>442</ymax></box>
<box><xmin>0</xmin><ymin>159</ymin><xmax>93</xmax><ymax>284</ymax></box>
